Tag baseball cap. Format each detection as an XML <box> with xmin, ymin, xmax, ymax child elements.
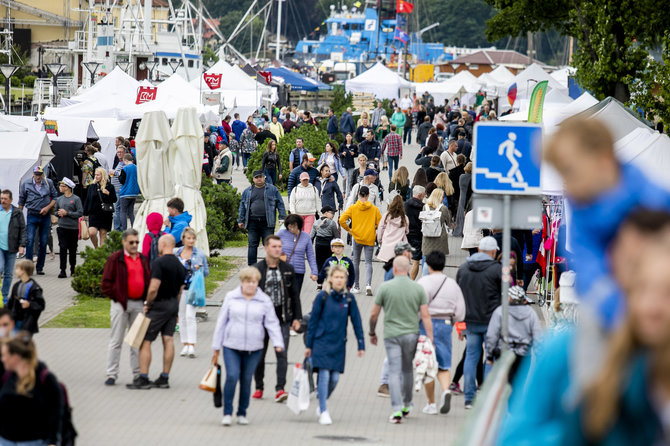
<box><xmin>305</xmin><ymin>152</ymin><xmax>316</xmax><ymax>161</ymax></box>
<box><xmin>478</xmin><ymin>236</ymin><xmax>499</xmax><ymax>251</ymax></box>
<box><xmin>60</xmin><ymin>177</ymin><xmax>75</xmax><ymax>189</ymax></box>
<box><xmin>252</xmin><ymin>170</ymin><xmax>264</xmax><ymax>178</ymax></box>
<box><xmin>299</xmin><ymin>172</ymin><xmax>310</xmax><ymax>180</ymax></box>
<box><xmin>330</xmin><ymin>238</ymin><xmax>345</xmax><ymax>247</ymax></box>
<box><xmin>33</xmin><ymin>166</ymin><xmax>44</xmax><ymax>175</ymax></box>
<box><xmin>364</xmin><ymin>168</ymin><xmax>378</xmax><ymax>177</ymax></box>
<box><xmin>394</xmin><ymin>241</ymin><xmax>415</xmax><ymax>255</ymax></box>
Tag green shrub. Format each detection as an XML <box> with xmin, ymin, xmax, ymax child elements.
<box><xmin>21</xmin><ymin>75</ymin><xmax>36</xmax><ymax>88</ymax></box>
<box><xmin>71</xmin><ymin>231</ymin><xmax>123</xmax><ymax>297</ymax></box>
<box><xmin>330</xmin><ymin>85</ymin><xmax>353</xmax><ymax>116</ymax></box>
<box><xmin>245</xmin><ymin>123</ymin><xmax>330</xmax><ymax>190</ymax></box>
<box><xmin>201</xmin><ymin>174</ymin><xmax>243</xmax><ymax>249</ymax></box>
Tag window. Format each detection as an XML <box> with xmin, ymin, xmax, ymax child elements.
<box><xmin>162</xmin><ymin>58</ymin><xmax>167</xmax><ymax>65</ymax></box>
<box><xmin>188</xmin><ymin>60</ymin><xmax>194</xmax><ymax>67</ymax></box>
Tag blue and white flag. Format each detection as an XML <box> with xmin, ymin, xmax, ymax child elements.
<box><xmin>394</xmin><ymin>27</ymin><xmax>409</xmax><ymax>44</ymax></box>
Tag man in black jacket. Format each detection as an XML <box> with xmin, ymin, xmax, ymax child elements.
<box><xmin>455</xmin><ymin>236</ymin><xmax>502</xmax><ymax>408</ymax></box>
<box><xmin>359</xmin><ymin>131</ymin><xmax>381</xmax><ymax>166</ymax></box>
<box><xmin>252</xmin><ymin>234</ymin><xmax>302</xmax><ymax>402</ymax></box>
<box><xmin>0</xmin><ymin>190</ymin><xmax>26</xmax><ymax>303</ymax></box>
<box><xmin>404</xmin><ymin>185</ymin><xmax>426</xmax><ymax>280</ymax></box>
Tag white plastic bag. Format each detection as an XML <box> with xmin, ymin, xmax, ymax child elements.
<box><xmin>287</xmin><ymin>364</ymin><xmax>310</xmax><ymax>415</ymax></box>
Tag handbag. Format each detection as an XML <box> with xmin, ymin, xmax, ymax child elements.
<box><xmin>124</xmin><ymin>313</ymin><xmax>151</xmax><ymax>349</ymax></box>
<box><xmin>78</xmin><ymin>217</ymin><xmax>89</xmax><ymax>240</ymax></box>
<box><xmin>213</xmin><ymin>364</ymin><xmax>222</xmax><ymax>407</ymax></box>
<box><xmin>199</xmin><ymin>365</ymin><xmax>218</xmax><ymax>392</ymax></box>
<box><xmin>97</xmin><ymin>187</ymin><xmax>114</xmax><ymax>213</ymax></box>
<box><xmin>280</xmin><ymin>232</ymin><xmax>300</xmax><ymax>262</ymax></box>
<box><xmin>50</xmin><ymin>213</ymin><xmax>58</xmax><ymax>225</ymax></box>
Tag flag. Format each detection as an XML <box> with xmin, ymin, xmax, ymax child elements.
<box><xmin>259</xmin><ymin>70</ymin><xmax>272</xmax><ymax>84</ymax></box>
<box><xmin>396</xmin><ymin>0</ymin><xmax>414</xmax><ymax>13</ymax></box>
<box><xmin>528</xmin><ymin>80</ymin><xmax>549</xmax><ymax>123</ymax></box>
<box><xmin>396</xmin><ymin>14</ymin><xmax>407</xmax><ymax>29</ymax></box>
<box><xmin>353</xmin><ymin>1</ymin><xmax>362</xmax><ymax>7</ymax></box>
<box><xmin>394</xmin><ymin>27</ymin><xmax>409</xmax><ymax>44</ymax></box>
<box><xmin>507</xmin><ymin>82</ymin><xmax>517</xmax><ymax>106</ymax></box>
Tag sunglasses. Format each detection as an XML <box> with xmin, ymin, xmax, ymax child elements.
<box><xmin>126</xmin><ymin>241</ymin><xmax>139</xmax><ymax>245</ymax></box>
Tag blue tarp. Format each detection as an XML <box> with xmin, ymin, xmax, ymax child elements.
<box><xmin>265</xmin><ymin>67</ymin><xmax>332</xmax><ymax>92</ymax></box>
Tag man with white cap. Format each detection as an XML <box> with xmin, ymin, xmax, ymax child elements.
<box><xmin>54</xmin><ymin>178</ymin><xmax>84</xmax><ymax>278</ymax></box>
<box><xmin>455</xmin><ymin>235</ymin><xmax>502</xmax><ymax>409</ymax></box>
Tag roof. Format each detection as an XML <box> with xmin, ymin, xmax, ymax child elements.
<box><xmin>452</xmin><ymin>50</ymin><xmax>542</xmax><ymax>67</ymax></box>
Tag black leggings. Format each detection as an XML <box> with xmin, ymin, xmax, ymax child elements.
<box><xmin>57</xmin><ymin>227</ymin><xmax>78</xmax><ymax>274</ymax></box>
<box><xmin>452</xmin><ymin>344</ymin><xmax>484</xmax><ymax>385</ymax></box>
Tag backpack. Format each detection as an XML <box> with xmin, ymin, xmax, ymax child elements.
<box><xmin>90</xmin><ymin>156</ymin><xmax>102</xmax><ymax>172</ymax></box>
<box><xmin>419</xmin><ymin>204</ymin><xmax>443</xmax><ymax>237</ymax></box>
<box><xmin>148</xmin><ymin>231</ymin><xmax>164</xmax><ymax>265</ymax></box>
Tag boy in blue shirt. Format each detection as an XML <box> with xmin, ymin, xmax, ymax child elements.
<box><xmin>318</xmin><ymin>238</ymin><xmax>354</xmax><ymax>289</ymax></box>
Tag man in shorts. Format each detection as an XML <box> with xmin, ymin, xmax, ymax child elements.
<box><xmin>127</xmin><ymin>235</ymin><xmax>186</xmax><ymax>390</ymax></box>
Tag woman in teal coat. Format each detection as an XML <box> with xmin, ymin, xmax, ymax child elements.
<box><xmin>305</xmin><ymin>264</ymin><xmax>365</xmax><ymax>425</ymax></box>
<box><xmin>390</xmin><ymin>107</ymin><xmax>407</xmax><ymax>139</ymax></box>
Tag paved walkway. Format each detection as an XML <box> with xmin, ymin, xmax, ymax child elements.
<box><xmin>35</xmin><ymin>141</ymin><xmax>477</xmax><ymax>445</ymax></box>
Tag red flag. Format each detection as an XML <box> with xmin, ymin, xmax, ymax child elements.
<box><xmin>396</xmin><ymin>0</ymin><xmax>414</xmax><ymax>13</ymax></box>
<box><xmin>135</xmin><ymin>86</ymin><xmax>157</xmax><ymax>104</ymax></box>
<box><xmin>203</xmin><ymin>73</ymin><xmax>222</xmax><ymax>90</ymax></box>
<box><xmin>259</xmin><ymin>70</ymin><xmax>272</xmax><ymax>84</ymax></box>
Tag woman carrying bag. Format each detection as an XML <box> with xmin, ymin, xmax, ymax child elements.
<box><xmin>376</xmin><ymin>195</ymin><xmax>409</xmax><ymax>262</ymax></box>
<box><xmin>421</xmin><ymin>189</ymin><xmax>451</xmax><ymax>276</ymax></box>
<box><xmin>289</xmin><ymin>172</ymin><xmax>321</xmax><ymax>233</ymax></box>
<box><xmin>175</xmin><ymin>227</ymin><xmax>209</xmax><ymax>359</ymax></box>
<box><xmin>84</xmin><ymin>167</ymin><xmax>116</xmax><ymax>248</ymax></box>
<box><xmin>305</xmin><ymin>265</ymin><xmax>365</xmax><ymax>425</ymax></box>
<box><xmin>261</xmin><ymin>139</ymin><xmax>282</xmax><ymax>186</ymax></box>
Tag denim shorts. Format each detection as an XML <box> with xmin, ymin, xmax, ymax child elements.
<box><xmin>420</xmin><ymin>318</ymin><xmax>453</xmax><ymax>370</ymax></box>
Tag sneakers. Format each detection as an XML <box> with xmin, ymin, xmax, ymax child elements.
<box><xmin>187</xmin><ymin>345</ymin><xmax>195</xmax><ymax>358</ymax></box>
<box><xmin>58</xmin><ymin>271</ymin><xmax>67</xmax><ymax>278</ymax></box>
<box><xmin>36</xmin><ymin>270</ymin><xmax>44</xmax><ymax>276</ymax></box>
<box><xmin>151</xmin><ymin>375</ymin><xmax>170</xmax><ymax>389</ymax></box>
<box><xmin>104</xmin><ymin>377</ymin><xmax>115</xmax><ymax>386</ymax></box>
<box><xmin>465</xmin><ymin>401</ymin><xmax>473</xmax><ymax>410</ymax></box>
<box><xmin>422</xmin><ymin>403</ymin><xmax>437</xmax><ymax>415</ymax></box>
<box><xmin>221</xmin><ymin>415</ymin><xmax>232</xmax><ymax>426</ymax></box>
<box><xmin>319</xmin><ymin>411</ymin><xmax>333</xmax><ymax>425</ymax></box>
<box><xmin>237</xmin><ymin>416</ymin><xmax>249</xmax><ymax>425</ymax></box>
<box><xmin>126</xmin><ymin>376</ymin><xmax>151</xmax><ymax>390</ymax></box>
<box><xmin>449</xmin><ymin>382</ymin><xmax>463</xmax><ymax>395</ymax></box>
<box><xmin>174</xmin><ymin>324</ymin><xmax>179</xmax><ymax>333</ymax></box>
<box><xmin>350</xmin><ymin>287</ymin><xmax>360</xmax><ymax>294</ymax></box>
<box><xmin>252</xmin><ymin>390</ymin><xmax>263</xmax><ymax>399</ymax></box>
<box><xmin>275</xmin><ymin>389</ymin><xmax>288</xmax><ymax>402</ymax></box>
<box><xmin>366</xmin><ymin>286</ymin><xmax>373</xmax><ymax>296</ymax></box>
<box><xmin>377</xmin><ymin>384</ymin><xmax>390</xmax><ymax>397</ymax></box>
<box><xmin>401</xmin><ymin>406</ymin><xmax>412</xmax><ymax>418</ymax></box>
<box><xmin>389</xmin><ymin>412</ymin><xmax>403</xmax><ymax>424</ymax></box>
<box><xmin>180</xmin><ymin>345</ymin><xmax>189</xmax><ymax>357</ymax></box>
<box><xmin>440</xmin><ymin>391</ymin><xmax>452</xmax><ymax>414</ymax></box>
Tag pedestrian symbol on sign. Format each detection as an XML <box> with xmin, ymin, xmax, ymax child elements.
<box><xmin>498</xmin><ymin>132</ymin><xmax>525</xmax><ymax>187</ymax></box>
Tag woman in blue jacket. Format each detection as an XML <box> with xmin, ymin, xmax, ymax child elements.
<box><xmin>314</xmin><ymin>164</ymin><xmax>344</xmax><ymax>211</ymax></box>
<box><xmin>305</xmin><ymin>264</ymin><xmax>365</xmax><ymax>425</ymax></box>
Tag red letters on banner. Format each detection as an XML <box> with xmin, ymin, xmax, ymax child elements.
<box><xmin>259</xmin><ymin>71</ymin><xmax>272</xmax><ymax>84</ymax></box>
<box><xmin>204</xmin><ymin>73</ymin><xmax>222</xmax><ymax>90</ymax></box>
<box><xmin>135</xmin><ymin>86</ymin><xmax>157</xmax><ymax>104</ymax></box>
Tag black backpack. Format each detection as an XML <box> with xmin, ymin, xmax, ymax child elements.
<box><xmin>148</xmin><ymin>231</ymin><xmax>164</xmax><ymax>265</ymax></box>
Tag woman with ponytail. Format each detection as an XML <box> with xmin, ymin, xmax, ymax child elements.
<box><xmin>0</xmin><ymin>333</ymin><xmax>62</xmax><ymax>445</ymax></box>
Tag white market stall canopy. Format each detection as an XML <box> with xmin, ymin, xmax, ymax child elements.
<box><xmin>509</xmin><ymin>63</ymin><xmax>568</xmax><ymax>100</ymax></box>
<box><xmin>346</xmin><ymin>62</ymin><xmax>412</xmax><ymax>100</ymax></box>
<box><xmin>412</xmin><ymin>70</ymin><xmax>481</xmax><ymax>104</ymax></box>
<box><xmin>60</xmin><ymin>67</ymin><xmax>142</xmax><ymax>107</ymax></box>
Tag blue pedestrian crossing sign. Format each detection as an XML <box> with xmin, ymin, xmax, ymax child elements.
<box><xmin>472</xmin><ymin>122</ymin><xmax>542</xmax><ymax>195</ymax></box>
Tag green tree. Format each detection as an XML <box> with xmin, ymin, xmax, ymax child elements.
<box><xmin>629</xmin><ymin>34</ymin><xmax>670</xmax><ymax>128</ymax></box>
<box><xmin>485</xmin><ymin>0</ymin><xmax>670</xmax><ymax>103</ymax></box>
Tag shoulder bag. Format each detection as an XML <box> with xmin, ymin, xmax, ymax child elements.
<box><xmin>97</xmin><ymin>187</ymin><xmax>114</xmax><ymax>213</ymax></box>
<box><xmin>280</xmin><ymin>232</ymin><xmax>301</xmax><ymax>263</ymax></box>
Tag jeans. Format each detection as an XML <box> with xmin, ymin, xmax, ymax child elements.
<box><xmin>223</xmin><ymin>347</ymin><xmax>263</xmax><ymax>416</ymax></box>
<box><xmin>0</xmin><ymin>249</ymin><xmax>16</xmax><ymax>303</ymax></box>
<box><xmin>384</xmin><ymin>333</ymin><xmax>419</xmax><ymax>412</ymax></box>
<box><xmin>254</xmin><ymin>322</ymin><xmax>290</xmax><ymax>391</ymax></box>
<box><xmin>0</xmin><ymin>438</ymin><xmax>47</xmax><ymax>446</ymax></box>
<box><xmin>113</xmin><ymin>199</ymin><xmax>122</xmax><ymax>231</ymax></box>
<box><xmin>352</xmin><ymin>240</ymin><xmax>374</xmax><ymax>288</ymax></box>
<box><xmin>464</xmin><ymin>323</ymin><xmax>489</xmax><ymax>403</ymax></box>
<box><xmin>345</xmin><ymin>167</ymin><xmax>356</xmax><ymax>195</ymax></box>
<box><xmin>246</xmin><ymin>218</ymin><xmax>274</xmax><ymax>265</ymax></box>
<box><xmin>264</xmin><ymin>168</ymin><xmax>277</xmax><ymax>185</ymax></box>
<box><xmin>106</xmin><ymin>300</ymin><xmax>143</xmax><ymax>380</ymax></box>
<box><xmin>178</xmin><ymin>290</ymin><xmax>198</xmax><ymax>344</ymax></box>
<box><xmin>242</xmin><ymin>152</ymin><xmax>251</xmax><ymax>167</ymax></box>
<box><xmin>216</xmin><ymin>179</ymin><xmax>232</xmax><ymax>185</ymax></box>
<box><xmin>56</xmin><ymin>227</ymin><xmax>78</xmax><ymax>275</ymax></box>
<box><xmin>119</xmin><ymin>197</ymin><xmax>136</xmax><ymax>231</ymax></box>
<box><xmin>317</xmin><ymin>368</ymin><xmax>340</xmax><ymax>413</ymax></box>
<box><xmin>387</xmin><ymin>155</ymin><xmax>399</xmax><ymax>182</ymax></box>
<box><xmin>403</xmin><ymin>127</ymin><xmax>412</xmax><ymax>144</ymax></box>
<box><xmin>25</xmin><ymin>213</ymin><xmax>50</xmax><ymax>272</ymax></box>
<box><xmin>379</xmin><ymin>357</ymin><xmax>389</xmax><ymax>385</ymax></box>
<box><xmin>233</xmin><ymin>151</ymin><xmax>241</xmax><ymax>167</ymax></box>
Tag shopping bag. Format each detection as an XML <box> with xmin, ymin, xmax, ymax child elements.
<box><xmin>123</xmin><ymin>313</ymin><xmax>151</xmax><ymax>349</ymax></box>
<box><xmin>213</xmin><ymin>365</ymin><xmax>222</xmax><ymax>408</ymax></box>
<box><xmin>304</xmin><ymin>358</ymin><xmax>315</xmax><ymax>394</ymax></box>
<box><xmin>186</xmin><ymin>269</ymin><xmax>206</xmax><ymax>307</ymax></box>
<box><xmin>199</xmin><ymin>365</ymin><xmax>218</xmax><ymax>392</ymax></box>
<box><xmin>287</xmin><ymin>364</ymin><xmax>310</xmax><ymax>415</ymax></box>
<box><xmin>78</xmin><ymin>217</ymin><xmax>89</xmax><ymax>240</ymax></box>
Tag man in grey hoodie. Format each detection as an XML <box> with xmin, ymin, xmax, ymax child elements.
<box><xmin>485</xmin><ymin>285</ymin><xmax>541</xmax><ymax>384</ymax></box>
<box><xmin>455</xmin><ymin>236</ymin><xmax>502</xmax><ymax>408</ymax></box>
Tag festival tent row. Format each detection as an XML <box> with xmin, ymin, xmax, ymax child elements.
<box><xmin>345</xmin><ymin>62</ymin><xmax>410</xmax><ymax>100</ymax></box>
<box><xmin>0</xmin><ymin>117</ymin><xmax>53</xmax><ymax>203</ymax></box>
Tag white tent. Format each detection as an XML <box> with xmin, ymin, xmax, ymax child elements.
<box><xmin>0</xmin><ymin>118</ymin><xmax>53</xmax><ymax>202</ymax></box>
<box><xmin>550</xmin><ymin>67</ymin><xmax>576</xmax><ymax>90</ymax></box>
<box><xmin>615</xmin><ymin>128</ymin><xmax>670</xmax><ymax>190</ymax></box>
<box><xmin>60</xmin><ymin>67</ymin><xmax>141</xmax><ymax>107</ymax></box>
<box><xmin>413</xmin><ymin>70</ymin><xmax>481</xmax><ymax>104</ymax></box>
<box><xmin>509</xmin><ymin>63</ymin><xmax>568</xmax><ymax>100</ymax></box>
<box><xmin>346</xmin><ymin>62</ymin><xmax>412</xmax><ymax>100</ymax></box>
<box><xmin>170</xmin><ymin>107</ymin><xmax>209</xmax><ymax>255</ymax></box>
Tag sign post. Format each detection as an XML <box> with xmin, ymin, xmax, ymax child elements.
<box><xmin>472</xmin><ymin>122</ymin><xmax>543</xmax><ymax>351</ymax></box>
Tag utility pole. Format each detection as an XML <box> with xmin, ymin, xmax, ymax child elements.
<box><xmin>527</xmin><ymin>31</ymin><xmax>533</xmax><ymax>59</ymax></box>
<box><xmin>275</xmin><ymin>0</ymin><xmax>284</xmax><ymax>61</ymax></box>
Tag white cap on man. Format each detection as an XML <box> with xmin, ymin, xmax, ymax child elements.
<box><xmin>478</xmin><ymin>236</ymin><xmax>499</xmax><ymax>252</ymax></box>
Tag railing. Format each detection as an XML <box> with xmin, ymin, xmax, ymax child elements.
<box><xmin>31</xmin><ymin>77</ymin><xmax>77</xmax><ymax>114</ymax></box>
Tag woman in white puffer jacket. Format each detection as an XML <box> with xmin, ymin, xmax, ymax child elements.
<box><xmin>289</xmin><ymin>171</ymin><xmax>321</xmax><ymax>233</ymax></box>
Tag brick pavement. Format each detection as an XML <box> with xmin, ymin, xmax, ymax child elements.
<box><xmin>34</xmin><ymin>141</ymin><xmax>477</xmax><ymax>445</ymax></box>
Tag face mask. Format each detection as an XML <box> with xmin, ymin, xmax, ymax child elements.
<box><xmin>0</xmin><ymin>327</ymin><xmax>8</xmax><ymax>338</ymax></box>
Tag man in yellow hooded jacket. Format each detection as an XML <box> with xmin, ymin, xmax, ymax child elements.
<box><xmin>340</xmin><ymin>185</ymin><xmax>382</xmax><ymax>296</ymax></box>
